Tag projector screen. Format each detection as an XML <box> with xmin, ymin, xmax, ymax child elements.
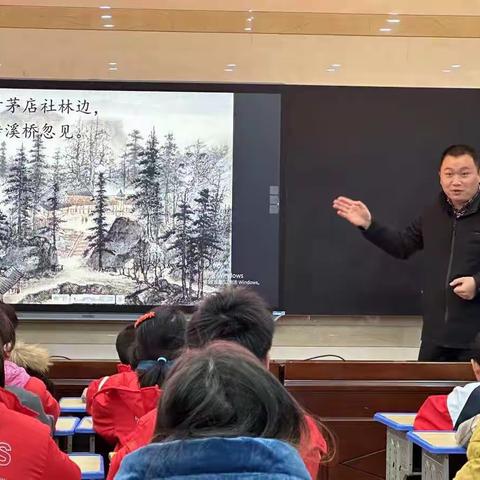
<box><xmin>0</xmin><ymin>86</ymin><xmax>280</xmax><ymax>313</ymax></box>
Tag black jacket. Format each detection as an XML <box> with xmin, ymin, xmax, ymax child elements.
<box><xmin>363</xmin><ymin>192</ymin><xmax>480</xmax><ymax>348</ymax></box>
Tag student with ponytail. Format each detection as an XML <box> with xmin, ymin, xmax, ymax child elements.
<box><xmin>109</xmin><ymin>288</ymin><xmax>333</xmax><ymax>480</ymax></box>
<box><xmin>87</xmin><ymin>306</ymin><xmax>186</xmax><ymax>449</ymax></box>
<box><xmin>0</xmin><ymin>325</ymin><xmax>81</xmax><ymax>480</ymax></box>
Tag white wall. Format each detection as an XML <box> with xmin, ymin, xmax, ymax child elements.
<box><xmin>17</xmin><ymin>315</ymin><xmax>422</xmax><ymax>361</ymax></box>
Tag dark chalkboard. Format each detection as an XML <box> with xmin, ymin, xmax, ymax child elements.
<box><xmin>281</xmin><ymin>86</ymin><xmax>480</xmax><ymax>314</ymax></box>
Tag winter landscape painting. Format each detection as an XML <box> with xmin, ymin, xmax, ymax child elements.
<box><xmin>0</xmin><ymin>89</ymin><xmax>233</xmax><ymax>306</ymax></box>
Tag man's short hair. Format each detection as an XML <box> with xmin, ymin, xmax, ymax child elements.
<box><xmin>186</xmin><ymin>287</ymin><xmax>274</xmax><ymax>361</ymax></box>
<box><xmin>441</xmin><ymin>144</ymin><xmax>479</xmax><ymax>170</ymax></box>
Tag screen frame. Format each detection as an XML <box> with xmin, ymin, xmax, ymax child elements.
<box><xmin>0</xmin><ymin>79</ymin><xmax>284</xmax><ymax>316</ymax></box>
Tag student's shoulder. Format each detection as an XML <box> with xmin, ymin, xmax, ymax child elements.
<box><xmin>8</xmin><ymin>405</ymin><xmax>51</xmax><ymax>436</ymax></box>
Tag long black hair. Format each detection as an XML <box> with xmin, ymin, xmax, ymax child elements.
<box><xmin>154</xmin><ymin>341</ymin><xmax>307</xmax><ymax>446</ymax></box>
<box><xmin>131</xmin><ymin>306</ymin><xmax>186</xmax><ymax>389</ymax></box>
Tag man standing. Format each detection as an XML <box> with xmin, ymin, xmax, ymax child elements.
<box><xmin>333</xmin><ymin>145</ymin><xmax>480</xmax><ymax>361</ymax></box>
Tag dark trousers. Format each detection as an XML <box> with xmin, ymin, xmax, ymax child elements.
<box><xmin>418</xmin><ymin>341</ymin><xmax>473</xmax><ymax>362</ymax></box>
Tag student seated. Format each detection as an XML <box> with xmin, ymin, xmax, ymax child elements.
<box><xmin>87</xmin><ymin>307</ymin><xmax>186</xmax><ymax>449</ymax></box>
<box><xmin>115</xmin><ymin>324</ymin><xmax>136</xmax><ymax>373</ymax></box>
<box><xmin>109</xmin><ymin>287</ymin><xmax>330</xmax><ymax>480</ymax></box>
<box><xmin>0</xmin><ymin>307</ymin><xmax>60</xmax><ymax>421</ymax></box>
<box><xmin>414</xmin><ymin>339</ymin><xmax>480</xmax><ymax>431</ymax></box>
<box><xmin>1</xmin><ymin>302</ymin><xmax>56</xmax><ymax>395</ymax></box>
<box><xmin>116</xmin><ymin>341</ymin><xmax>319</xmax><ymax>480</ymax></box>
<box><xmin>453</xmin><ymin>415</ymin><xmax>480</xmax><ymax>479</ymax></box>
<box><xmin>81</xmin><ymin>324</ymin><xmax>136</xmax><ymax>403</ymax></box>
<box><xmin>0</xmin><ymin>331</ymin><xmax>81</xmax><ymax>480</ymax></box>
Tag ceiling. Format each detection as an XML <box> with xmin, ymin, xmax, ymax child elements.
<box><xmin>1</xmin><ymin>1</ymin><xmax>480</xmax><ymax>87</ymax></box>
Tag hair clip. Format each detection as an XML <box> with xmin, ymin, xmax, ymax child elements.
<box><xmin>134</xmin><ymin>311</ymin><xmax>155</xmax><ymax>328</ymax></box>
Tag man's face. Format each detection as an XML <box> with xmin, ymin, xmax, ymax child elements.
<box><xmin>439</xmin><ymin>154</ymin><xmax>480</xmax><ymax>207</ymax></box>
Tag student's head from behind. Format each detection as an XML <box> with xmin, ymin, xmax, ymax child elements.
<box><xmin>0</xmin><ymin>309</ymin><xmax>15</xmax><ymax>358</ymax></box>
<box><xmin>439</xmin><ymin>144</ymin><xmax>480</xmax><ymax>209</ymax></box>
<box><xmin>470</xmin><ymin>335</ymin><xmax>480</xmax><ymax>381</ymax></box>
<box><xmin>115</xmin><ymin>324</ymin><xmax>136</xmax><ymax>366</ymax></box>
<box><xmin>0</xmin><ymin>302</ymin><xmax>19</xmax><ymax>330</ymax></box>
<box><xmin>131</xmin><ymin>306</ymin><xmax>187</xmax><ymax>388</ymax></box>
<box><xmin>154</xmin><ymin>341</ymin><xmax>306</xmax><ymax>446</ymax></box>
<box><xmin>186</xmin><ymin>287</ymin><xmax>274</xmax><ymax>363</ymax></box>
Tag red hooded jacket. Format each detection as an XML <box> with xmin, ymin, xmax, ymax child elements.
<box><xmin>4</xmin><ymin>360</ymin><xmax>60</xmax><ymax>421</ymax></box>
<box><xmin>86</xmin><ymin>370</ymin><xmax>161</xmax><ymax>448</ymax></box>
<box><xmin>0</xmin><ymin>388</ymin><xmax>80</xmax><ymax>480</ymax></box>
<box><xmin>414</xmin><ymin>382</ymin><xmax>480</xmax><ymax>431</ymax></box>
<box><xmin>107</xmin><ymin>410</ymin><xmax>327</xmax><ymax>480</ymax></box>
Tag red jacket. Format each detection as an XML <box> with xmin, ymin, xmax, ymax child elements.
<box><xmin>107</xmin><ymin>410</ymin><xmax>327</xmax><ymax>480</ymax></box>
<box><xmin>0</xmin><ymin>388</ymin><xmax>80</xmax><ymax>480</ymax></box>
<box><xmin>116</xmin><ymin>363</ymin><xmax>132</xmax><ymax>373</ymax></box>
<box><xmin>414</xmin><ymin>383</ymin><xmax>480</xmax><ymax>431</ymax></box>
<box><xmin>4</xmin><ymin>360</ymin><xmax>60</xmax><ymax>421</ymax></box>
<box><xmin>87</xmin><ymin>371</ymin><xmax>161</xmax><ymax>448</ymax></box>
<box><xmin>25</xmin><ymin>376</ymin><xmax>60</xmax><ymax>421</ymax></box>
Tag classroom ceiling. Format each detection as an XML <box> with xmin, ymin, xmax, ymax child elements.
<box><xmin>1</xmin><ymin>1</ymin><xmax>480</xmax><ymax>87</ymax></box>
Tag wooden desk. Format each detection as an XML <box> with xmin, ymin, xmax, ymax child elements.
<box><xmin>55</xmin><ymin>416</ymin><xmax>80</xmax><ymax>453</ymax></box>
<box><xmin>407</xmin><ymin>431</ymin><xmax>466</xmax><ymax>479</ymax></box>
<box><xmin>374</xmin><ymin>413</ymin><xmax>417</xmax><ymax>480</ymax></box>
<box><xmin>284</xmin><ymin>361</ymin><xmax>474</xmax><ymax>480</ymax></box>
<box><xmin>76</xmin><ymin>416</ymin><xmax>96</xmax><ymax>453</ymax></box>
<box><xmin>69</xmin><ymin>453</ymin><xmax>104</xmax><ymax>480</ymax></box>
<box><xmin>60</xmin><ymin>397</ymin><xmax>87</xmax><ymax>414</ymax></box>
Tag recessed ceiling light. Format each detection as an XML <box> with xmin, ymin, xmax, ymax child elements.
<box><xmin>326</xmin><ymin>68</ymin><xmax>336</xmax><ymax>72</ymax></box>
<box><xmin>99</xmin><ymin>5</ymin><xmax>111</xmax><ymax>9</ymax></box>
<box><xmin>331</xmin><ymin>63</ymin><xmax>341</xmax><ymax>68</ymax></box>
<box><xmin>389</xmin><ymin>11</ymin><xmax>399</xmax><ymax>15</ymax></box>
<box><xmin>224</xmin><ymin>68</ymin><xmax>234</xmax><ymax>72</ymax></box>
<box><xmin>442</xmin><ymin>69</ymin><xmax>452</xmax><ymax>73</ymax></box>
<box><xmin>451</xmin><ymin>64</ymin><xmax>461</xmax><ymax>68</ymax></box>
<box><xmin>379</xmin><ymin>27</ymin><xmax>392</xmax><ymax>32</ymax></box>
<box><xmin>247</xmin><ymin>16</ymin><xmax>254</xmax><ymax>21</ymax></box>
<box><xmin>109</xmin><ymin>67</ymin><xmax>118</xmax><ymax>71</ymax></box>
<box><xmin>387</xmin><ymin>18</ymin><xmax>401</xmax><ymax>23</ymax></box>
<box><xmin>103</xmin><ymin>24</ymin><xmax>115</xmax><ymax>28</ymax></box>
<box><xmin>101</xmin><ymin>14</ymin><xmax>112</xmax><ymax>19</ymax></box>
<box><xmin>108</xmin><ymin>62</ymin><xmax>117</xmax><ymax>65</ymax></box>
<box><xmin>248</xmin><ymin>9</ymin><xmax>253</xmax><ymax>12</ymax></box>
<box><xmin>226</xmin><ymin>63</ymin><xmax>236</xmax><ymax>67</ymax></box>
<box><xmin>244</xmin><ymin>27</ymin><xmax>252</xmax><ymax>31</ymax></box>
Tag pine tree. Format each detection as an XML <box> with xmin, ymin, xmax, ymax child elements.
<box><xmin>130</xmin><ymin>129</ymin><xmax>162</xmax><ymax>241</ymax></box>
<box><xmin>126</xmin><ymin>129</ymin><xmax>143</xmax><ymax>183</ymax></box>
<box><xmin>85</xmin><ymin>172</ymin><xmax>113</xmax><ymax>270</ymax></box>
<box><xmin>29</xmin><ymin>135</ymin><xmax>47</xmax><ymax>228</ymax></box>
<box><xmin>192</xmin><ymin>188</ymin><xmax>222</xmax><ymax>297</ymax></box>
<box><xmin>162</xmin><ymin>194</ymin><xmax>195</xmax><ymax>299</ymax></box>
<box><xmin>160</xmin><ymin>133</ymin><xmax>180</xmax><ymax>224</ymax></box>
<box><xmin>52</xmin><ymin>149</ymin><xmax>62</xmax><ymax>183</ymax></box>
<box><xmin>0</xmin><ymin>142</ymin><xmax>7</xmax><ymax>177</ymax></box>
<box><xmin>6</xmin><ymin>145</ymin><xmax>32</xmax><ymax>246</ymax></box>
<box><xmin>120</xmin><ymin>149</ymin><xmax>128</xmax><ymax>194</ymax></box>
<box><xmin>64</xmin><ymin>121</ymin><xmax>89</xmax><ymax>193</ymax></box>
<box><xmin>0</xmin><ymin>210</ymin><xmax>11</xmax><ymax>250</ymax></box>
<box><xmin>45</xmin><ymin>180</ymin><xmax>62</xmax><ymax>257</ymax></box>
